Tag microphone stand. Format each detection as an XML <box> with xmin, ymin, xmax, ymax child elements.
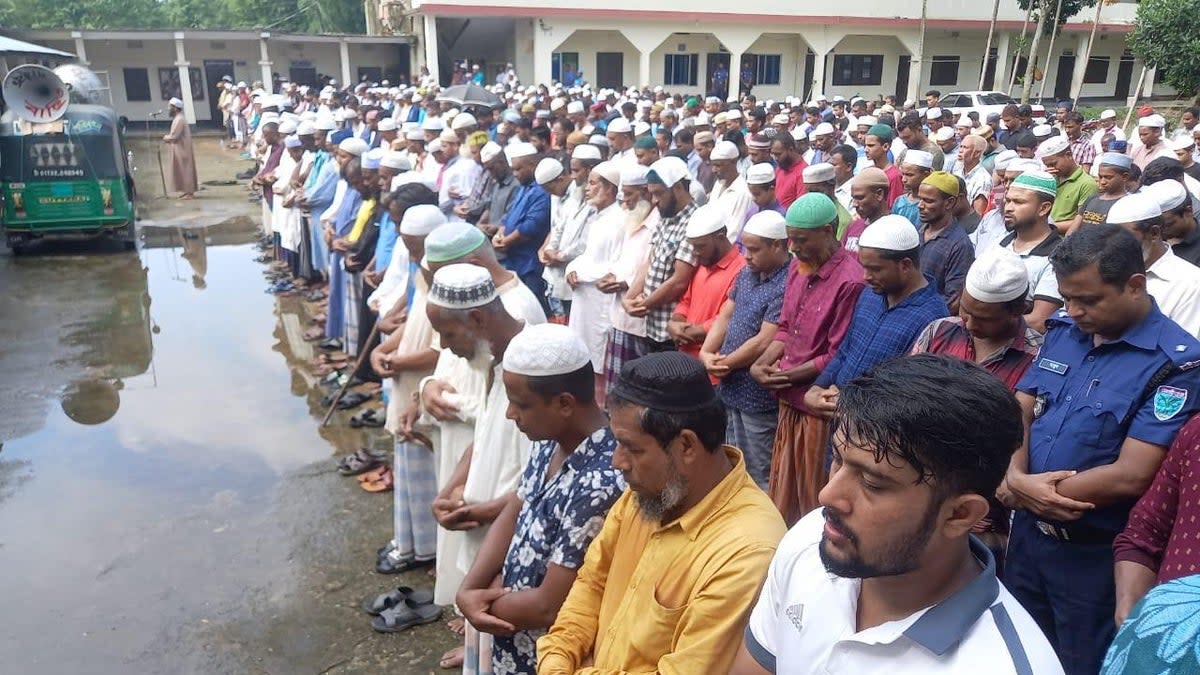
<box><xmin>151</xmin><ymin>110</ymin><xmax>167</xmax><ymax>199</ymax></box>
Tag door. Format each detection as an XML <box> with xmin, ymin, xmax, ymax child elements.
<box><xmin>802</xmin><ymin>50</ymin><xmax>815</xmax><ymax>101</ymax></box>
<box><xmin>203</xmin><ymin>59</ymin><xmax>234</xmax><ymax>128</ymax></box>
<box><xmin>983</xmin><ymin>48</ymin><xmax>998</xmax><ymax>90</ymax></box>
<box><xmin>1054</xmin><ymin>53</ymin><xmax>1075</xmax><ymax>100</ymax></box>
<box><xmin>288</xmin><ymin>65</ymin><xmax>317</xmax><ymax>87</ymax></box>
<box><xmin>706</xmin><ymin>52</ymin><xmax>731</xmax><ymax>98</ymax></box>
<box><xmin>596</xmin><ymin>52</ymin><xmax>623</xmax><ymax>91</ymax></box>
<box><xmin>1114</xmin><ymin>51</ymin><xmax>1135</xmax><ymax>99</ymax></box>
<box><xmin>896</xmin><ymin>55</ymin><xmax>911</xmax><ymax>101</ymax></box>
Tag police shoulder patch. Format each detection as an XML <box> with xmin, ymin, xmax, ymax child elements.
<box><xmin>1153</xmin><ymin>386</ymin><xmax>1188</xmax><ymax>421</ymax></box>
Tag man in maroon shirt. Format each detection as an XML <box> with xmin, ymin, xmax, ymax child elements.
<box><xmin>749</xmin><ymin>193</ymin><xmax>865</xmax><ymax>524</ymax></box>
<box><xmin>1113</xmin><ymin>414</ymin><xmax>1200</xmax><ymax>625</ymax></box>
<box><xmin>771</xmin><ymin>134</ymin><xmax>807</xmax><ymax>208</ymax></box>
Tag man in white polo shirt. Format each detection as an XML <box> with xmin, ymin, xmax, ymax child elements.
<box><xmin>731</xmin><ymin>354</ymin><xmax>1064</xmax><ymax>675</ymax></box>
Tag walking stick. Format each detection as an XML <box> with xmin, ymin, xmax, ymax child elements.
<box><xmin>321</xmin><ymin>322</ymin><xmax>382</xmax><ymax>427</ymax></box>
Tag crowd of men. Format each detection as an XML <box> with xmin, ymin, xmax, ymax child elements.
<box><xmin>227</xmin><ymin>71</ymin><xmax>1200</xmax><ymax>674</ymax></box>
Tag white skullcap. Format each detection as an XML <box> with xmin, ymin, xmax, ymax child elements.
<box><xmin>566</xmin><ymin>101</ymin><xmax>585</xmax><ymax>115</ymax></box>
<box><xmin>859</xmin><ymin>214</ymin><xmax>921</xmax><ymax>251</ymax></box>
<box><xmin>315</xmin><ymin>115</ymin><xmax>337</xmax><ymax>131</ymax></box>
<box><xmin>955</xmin><ymin>117</ymin><xmax>976</xmax><ymax>128</ymax></box>
<box><xmin>1108</xmin><ymin>193</ymin><xmax>1163</xmax><ymax>224</ymax></box>
<box><xmin>361</xmin><ymin>148</ymin><xmax>384</xmax><ymax>170</ymax></box>
<box><xmin>589</xmin><ymin>134</ymin><xmax>608</xmax><ymax>147</ymax></box>
<box><xmin>428</xmin><ymin>264</ymin><xmax>497</xmax><ymax>310</ymax></box>
<box><xmin>480</xmin><ymin>142</ymin><xmax>503</xmax><ymax>164</ymax></box>
<box><xmin>1100</xmin><ymin>109</ymin><xmax>1117</xmax><ymax>119</ymax></box>
<box><xmin>1144</xmin><ymin>179</ymin><xmax>1189</xmax><ymax>212</ymax></box>
<box><xmin>438</xmin><ymin>128</ymin><xmax>460</xmax><ymax>143</ymax></box>
<box><xmin>1139</xmin><ymin>114</ymin><xmax>1166</xmax><ymax>129</ymax></box>
<box><xmin>278</xmin><ymin>120</ymin><xmax>298</xmax><ymax>135</ymax></box>
<box><xmin>813</xmin><ymin>122</ymin><xmax>835</xmax><ymax>136</ymax></box>
<box><xmin>392</xmin><ymin>172</ymin><xmax>433</xmax><ymax>191</ymax></box>
<box><xmin>420</xmin><ymin>117</ymin><xmax>445</xmax><ymax>131</ymax></box>
<box><xmin>399</xmin><ymin>204</ymin><xmax>446</xmax><ymax>236</ymax></box>
<box><xmin>742</xmin><ymin>211</ymin><xmax>788</xmax><ymax>240</ymax></box>
<box><xmin>710</xmin><ymin>140</ymin><xmax>740</xmax><ymax>161</ymax></box>
<box><xmin>647</xmin><ymin>156</ymin><xmax>689</xmax><ymax>188</ymax></box>
<box><xmin>1008</xmin><ymin>159</ymin><xmax>1046</xmax><ymax>174</ymax></box>
<box><xmin>571</xmin><ymin>144</ymin><xmax>602</xmax><ymax>161</ymax></box>
<box><xmin>1032</xmin><ymin>124</ymin><xmax>1054</xmax><ymax>138</ymax></box>
<box><xmin>169</xmin><ymin>97</ymin><xmax>185</xmax><ymax>109</ymax></box>
<box><xmin>445</xmin><ymin>109</ymin><xmax>460</xmax><ymax>121</ymax></box>
<box><xmin>283</xmin><ymin>135</ymin><xmax>302</xmax><ymax>149</ymax></box>
<box><xmin>591</xmin><ymin>160</ymin><xmax>621</xmax><ymax>187</ymax></box>
<box><xmin>685</xmin><ymin>203</ymin><xmax>728</xmax><ymax>238</ymax></box>
<box><xmin>550</xmin><ymin>98</ymin><xmax>565</xmax><ymax>112</ymax></box>
<box><xmin>451</xmin><ymin>112</ymin><xmax>478</xmax><ymax>130</ymax></box>
<box><xmin>621</xmin><ymin>165</ymin><xmax>649</xmax><ymax>186</ymax></box>
<box><xmin>1036</xmin><ymin>136</ymin><xmax>1070</xmax><ymax>159</ymax></box>
<box><xmin>505</xmin><ymin>142</ymin><xmax>538</xmax><ymax>164</ymax></box>
<box><xmin>935</xmin><ymin>126</ymin><xmax>956</xmax><ymax>142</ymax></box>
<box><xmin>1170</xmin><ymin>135</ymin><xmax>1196</xmax><ymax>152</ymax></box>
<box><xmin>411</xmin><ymin>92</ymin><xmax>423</xmax><ymax>102</ymax></box>
<box><xmin>903</xmin><ymin>150</ymin><xmax>934</xmax><ymax>169</ymax></box>
<box><xmin>339</xmin><ymin>137</ymin><xmax>369</xmax><ymax>157</ymax></box>
<box><xmin>803</xmin><ymin>163</ymin><xmax>836</xmax><ymax>183</ymax></box>
<box><xmin>726</xmin><ymin>109</ymin><xmax>744</xmax><ymax>121</ymax></box>
<box><xmin>427</xmin><ymin>139</ymin><xmax>443</xmax><ymax>154</ymax></box>
<box><xmin>746</xmin><ymin>163</ymin><xmax>776</xmax><ymax>185</ymax></box>
<box><xmin>633</xmin><ymin>121</ymin><xmax>651</xmax><ymax>137</ymax></box>
<box><xmin>926</xmin><ymin>107</ymin><xmax>943</xmax><ymax>120</ymax></box>
<box><xmin>405</xmin><ymin>127</ymin><xmax>425</xmax><ymax>141</ymax></box>
<box><xmin>857</xmin><ymin>115</ymin><xmax>878</xmax><ymax>127</ymax></box>
<box><xmin>535</xmin><ymin>157</ymin><xmax>564</xmax><ymax>184</ymax></box>
<box><xmin>771</xmin><ymin>113</ymin><xmax>790</xmax><ymax>125</ymax></box>
<box><xmin>381</xmin><ymin>151</ymin><xmax>411</xmax><ymax>172</ymax></box>
<box><xmin>503</xmin><ymin>323</ymin><xmax>592</xmax><ymax>376</ymax></box>
<box><xmin>966</xmin><ymin>247</ymin><xmax>1029</xmax><ymax>304</ymax></box>
<box><xmin>296</xmin><ymin>121</ymin><xmax>315</xmax><ymax>136</ymax></box>
<box><xmin>607</xmin><ymin>118</ymin><xmax>633</xmax><ymax>134</ymax></box>
<box><xmin>341</xmin><ymin>109</ymin><xmax>359</xmax><ymax>120</ymax></box>
<box><xmin>994</xmin><ymin>149</ymin><xmax>1020</xmax><ymax>171</ymax></box>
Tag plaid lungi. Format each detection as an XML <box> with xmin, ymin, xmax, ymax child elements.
<box><xmin>604</xmin><ymin>328</ymin><xmax>650</xmax><ymax>394</ymax></box>
<box><xmin>343</xmin><ymin>271</ymin><xmax>361</xmax><ymax>357</ymax></box>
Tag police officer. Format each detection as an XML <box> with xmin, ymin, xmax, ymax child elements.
<box><xmin>1000</xmin><ymin>223</ymin><xmax>1200</xmax><ymax>675</ymax></box>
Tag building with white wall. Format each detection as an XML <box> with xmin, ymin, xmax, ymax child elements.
<box><xmin>3</xmin><ymin>29</ymin><xmax>414</xmax><ymax>124</ymax></box>
<box><xmin>404</xmin><ymin>0</ymin><xmax>1171</xmax><ymax>103</ymax></box>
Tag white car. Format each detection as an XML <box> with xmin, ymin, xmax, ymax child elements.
<box><xmin>938</xmin><ymin>91</ymin><xmax>1017</xmax><ymax>121</ymax></box>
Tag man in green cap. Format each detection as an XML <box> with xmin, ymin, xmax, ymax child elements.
<box><xmin>865</xmin><ymin>123</ymin><xmax>905</xmax><ymax>210</ymax></box>
<box><xmin>749</xmin><ymin>193</ymin><xmax>866</xmax><ymax>524</ymax></box>
<box><xmin>633</xmin><ymin>135</ymin><xmax>660</xmax><ymax>167</ymax></box>
<box><xmin>998</xmin><ymin>169</ymin><xmax>1063</xmax><ymax>333</ymax></box>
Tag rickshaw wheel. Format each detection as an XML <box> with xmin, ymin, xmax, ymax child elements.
<box><xmin>121</xmin><ymin>220</ymin><xmax>138</xmax><ymax>251</ymax></box>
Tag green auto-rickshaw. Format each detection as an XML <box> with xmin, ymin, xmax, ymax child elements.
<box><xmin>1</xmin><ymin>104</ymin><xmax>138</xmax><ymax>253</ymax></box>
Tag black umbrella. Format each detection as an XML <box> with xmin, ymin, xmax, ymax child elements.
<box><xmin>435</xmin><ymin>84</ymin><xmax>502</xmax><ymax>108</ymax></box>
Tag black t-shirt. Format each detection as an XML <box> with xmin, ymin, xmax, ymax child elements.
<box><xmin>1080</xmin><ymin>194</ymin><xmax>1121</xmax><ymax>227</ymax></box>
<box><xmin>958</xmin><ymin>209</ymin><xmax>982</xmax><ymax>234</ymax></box>
<box><xmin>1185</xmin><ymin>163</ymin><xmax>1200</xmax><ymax>183</ymax></box>
<box><xmin>1172</xmin><ymin>220</ymin><xmax>1200</xmax><ymax>267</ymax></box>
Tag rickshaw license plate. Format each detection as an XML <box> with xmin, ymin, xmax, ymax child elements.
<box><xmin>50</xmin><ymin>184</ymin><xmax>74</xmax><ymax>197</ymax></box>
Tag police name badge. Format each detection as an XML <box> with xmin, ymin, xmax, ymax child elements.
<box><xmin>1038</xmin><ymin>358</ymin><xmax>1069</xmax><ymax>375</ymax></box>
<box><xmin>1153</xmin><ymin>386</ymin><xmax>1188</xmax><ymax>421</ymax></box>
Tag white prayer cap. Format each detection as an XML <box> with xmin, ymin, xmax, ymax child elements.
<box><xmin>634</xmin><ymin>121</ymin><xmax>651</xmax><ymax>137</ymax></box>
<box><xmin>648</xmin><ymin>156</ymin><xmax>689</xmax><ymax>188</ymax></box>
<box><xmin>1100</xmin><ymin>109</ymin><xmax>1117</xmax><ymax>120</ymax></box>
<box><xmin>278</xmin><ymin>120</ymin><xmax>298</xmax><ymax>135</ymax></box>
<box><xmin>259</xmin><ymin>112</ymin><xmax>280</xmax><ymax>125</ymax></box>
<box><xmin>1143</xmin><ymin>179</ymin><xmax>1189</xmax><ymax>213</ymax></box>
<box><xmin>589</xmin><ymin>134</ymin><xmax>608</xmax><ymax>147</ymax></box>
<box><xmin>362</xmin><ymin>148</ymin><xmax>384</xmax><ymax>170</ymax></box>
<box><xmin>169</xmin><ymin>97</ymin><xmax>185</xmax><ymax>109</ymax></box>
<box><xmin>392</xmin><ymin>172</ymin><xmax>434</xmax><ymax>191</ymax></box>
<box><xmin>803</xmin><ymin>163</ymin><xmax>836</xmax><ymax>183</ymax></box>
<box><xmin>993</xmin><ymin>149</ymin><xmax>1020</xmax><ymax>171</ymax></box>
<box><xmin>1032</xmin><ymin>124</ymin><xmax>1054</xmax><ymax>139</ymax></box>
<box><xmin>428</xmin><ymin>264</ymin><xmax>497</xmax><ymax>310</ymax></box>
<box><xmin>926</xmin><ymin>107</ymin><xmax>943</xmax><ymax>120</ymax></box>
<box><xmin>550</xmin><ymin>98</ymin><xmax>565</xmax><ymax>112</ymax></box>
<box><xmin>621</xmin><ymin>165</ymin><xmax>649</xmax><ymax>186</ymax></box>
<box><xmin>480</xmin><ymin>141</ymin><xmax>504</xmax><ymax>164</ymax></box>
<box><xmin>504</xmin><ymin>323</ymin><xmax>592</xmax><ymax>377</ymax></box>
<box><xmin>399</xmin><ymin>204</ymin><xmax>446</xmax><ymax>236</ymax></box>
<box><xmin>314</xmin><ymin>115</ymin><xmax>337</xmax><ymax>131</ymax></box>
<box><xmin>966</xmin><ymin>247</ymin><xmax>1029</xmax><ymax>304</ymax></box>
<box><xmin>726</xmin><ymin>109</ymin><xmax>744</xmax><ymax>121</ymax></box>
<box><xmin>746</xmin><ymin>163</ymin><xmax>776</xmax><ymax>185</ymax></box>
<box><xmin>771</xmin><ymin>113</ymin><xmax>790</xmax><ymax>125</ymax></box>
<box><xmin>1170</xmin><ymin>135</ymin><xmax>1196</xmax><ymax>152</ymax></box>
<box><xmin>405</xmin><ymin>127</ymin><xmax>425</xmax><ymax>141</ymax></box>
<box><xmin>284</xmin><ymin>135</ymin><xmax>302</xmax><ymax>149</ymax></box>
<box><xmin>421</xmin><ymin>117</ymin><xmax>445</xmax><ymax>131</ymax></box>
<box><xmin>606</xmin><ymin>118</ymin><xmax>633</xmax><ymax>135</ymax></box>
<box><xmin>438</xmin><ymin>128</ymin><xmax>460</xmax><ymax>143</ymax></box>
<box><xmin>1108</xmin><ymin>193</ymin><xmax>1163</xmax><ymax>224</ymax></box>
<box><xmin>790</xmin><ymin>127</ymin><xmax>808</xmax><ymax>142</ymax></box>
<box><xmin>451</xmin><ymin>112</ymin><xmax>477</xmax><ymax>130</ymax></box>
<box><xmin>815</xmin><ymin>93</ymin><xmax>828</xmax><ymax>102</ymax></box>
<box><xmin>591</xmin><ymin>160</ymin><xmax>621</xmax><ymax>187</ymax></box>
<box><xmin>857</xmin><ymin>115</ymin><xmax>878</xmax><ymax>127</ymax></box>
<box><xmin>859</xmin><ymin>214</ymin><xmax>921</xmax><ymax>251</ymax></box>
<box><xmin>710</xmin><ymin>140</ymin><xmax>740</xmax><ymax>161</ymax></box>
<box><xmin>1036</xmin><ymin>136</ymin><xmax>1070</xmax><ymax>159</ymax></box>
<box><xmin>1139</xmin><ymin>114</ymin><xmax>1166</xmax><ymax>129</ymax></box>
<box><xmin>566</xmin><ymin>101</ymin><xmax>585</xmax><ymax>115</ymax></box>
<box><xmin>934</xmin><ymin>126</ymin><xmax>956</xmax><ymax>142</ymax></box>
<box><xmin>427</xmin><ymin>139</ymin><xmax>443</xmax><ymax>154</ymax></box>
<box><xmin>411</xmin><ymin>92</ymin><xmax>423</xmax><ymax>102</ymax></box>
<box><xmin>685</xmin><ymin>203</ymin><xmax>728</xmax><ymax>238</ymax></box>
<box><xmin>535</xmin><ymin>157</ymin><xmax>564</xmax><ymax>184</ymax></box>
<box><xmin>572</xmin><ymin>144</ymin><xmax>602</xmax><ymax>161</ymax></box>
<box><xmin>381</xmin><ymin>151</ymin><xmax>411</xmax><ymax>172</ymax></box>
<box><xmin>742</xmin><ymin>210</ymin><xmax>788</xmax><ymax>240</ymax></box>
<box><xmin>693</xmin><ymin>131</ymin><xmax>715</xmax><ymax>144</ymax></box>
<box><xmin>955</xmin><ymin>117</ymin><xmax>976</xmax><ymax>129</ymax></box>
<box><xmin>813</xmin><ymin>122</ymin><xmax>835</xmax><ymax>136</ymax></box>
<box><xmin>338</xmin><ymin>137</ymin><xmax>369</xmax><ymax>156</ymax></box>
<box><xmin>1008</xmin><ymin>159</ymin><xmax>1046</xmax><ymax>174</ymax></box>
<box><xmin>377</xmin><ymin>118</ymin><xmax>397</xmax><ymax>132</ymax></box>
<box><xmin>296</xmin><ymin>121</ymin><xmax>315</xmax><ymax>136</ymax></box>
<box><xmin>343</xmin><ymin>109</ymin><xmax>360</xmax><ymax>121</ymax></box>
<box><xmin>902</xmin><ymin>149</ymin><xmax>934</xmax><ymax>169</ymax></box>
<box><xmin>445</xmin><ymin>108</ymin><xmax>460</xmax><ymax>122</ymax></box>
<box><xmin>505</xmin><ymin>142</ymin><xmax>538</xmax><ymax>164</ymax></box>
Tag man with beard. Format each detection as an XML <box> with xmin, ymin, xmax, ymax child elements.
<box><xmin>917</xmin><ymin>171</ymin><xmax>975</xmax><ymax>313</ymax></box>
<box><xmin>603</xmin><ymin>166</ymin><xmax>659</xmax><ymax>392</ymax></box>
<box><xmin>537</xmin><ymin>352</ymin><xmax>786</xmax><ymax>675</ymax></box>
<box><xmin>772</xmin><ymin>134</ymin><xmax>807</xmax><ymax>208</ymax></box>
<box><xmin>732</xmin><ymin>355</ymin><xmax>1064</xmax><ymax>675</ymax></box>
<box><xmin>996</xmin><ymin>170</ymin><xmax>1064</xmax><ymax>333</ymax></box>
<box><xmin>842</xmin><ymin>167</ymin><xmax>891</xmax><ymax>256</ymax></box>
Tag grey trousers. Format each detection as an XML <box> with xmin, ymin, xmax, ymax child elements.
<box><xmin>726</xmin><ymin>406</ymin><xmax>778</xmax><ymax>489</ymax></box>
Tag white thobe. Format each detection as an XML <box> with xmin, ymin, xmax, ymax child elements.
<box><xmin>565</xmin><ymin>203</ymin><xmax>623</xmax><ymax>371</ymax></box>
<box><xmin>1147</xmin><ymin>248</ymin><xmax>1200</xmax><ymax>337</ymax></box>
<box><xmin>709</xmin><ymin>176</ymin><xmax>755</xmax><ymax>242</ymax></box>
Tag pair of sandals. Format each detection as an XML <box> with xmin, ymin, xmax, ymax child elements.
<box><xmin>350</xmin><ymin>408</ymin><xmax>385</xmax><ymax>428</ymax></box>
<box><xmin>376</xmin><ymin>543</ymin><xmax>436</xmax><ymax>575</ymax></box>
<box><xmin>358</xmin><ymin>465</ymin><xmax>393</xmax><ymax>492</ymax></box>
<box><xmin>363</xmin><ymin>586</ymin><xmax>441</xmax><ymax>633</ymax></box>
<box><xmin>336</xmin><ymin>448</ymin><xmax>388</xmax><ymax>476</ymax></box>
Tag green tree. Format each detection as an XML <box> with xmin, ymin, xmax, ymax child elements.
<box><xmin>1016</xmin><ymin>0</ymin><xmax>1099</xmax><ymax>35</ymax></box>
<box><xmin>1129</xmin><ymin>0</ymin><xmax>1200</xmax><ymax>101</ymax></box>
<box><xmin>5</xmin><ymin>0</ymin><xmax>168</xmax><ymax>29</ymax></box>
<box><xmin>163</xmin><ymin>0</ymin><xmax>235</xmax><ymax>29</ymax></box>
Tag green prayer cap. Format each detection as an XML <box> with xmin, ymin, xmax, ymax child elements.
<box><xmin>634</xmin><ymin>135</ymin><xmax>658</xmax><ymax>150</ymax></box>
<box><xmin>1009</xmin><ymin>170</ymin><xmax>1058</xmax><ymax>197</ymax></box>
<box><xmin>686</xmin><ymin>97</ymin><xmax>699</xmax><ymax>108</ymax></box>
<box><xmin>867</xmin><ymin>124</ymin><xmax>894</xmax><ymax>143</ymax></box>
<box><xmin>425</xmin><ymin>222</ymin><xmax>487</xmax><ymax>263</ymax></box>
<box><xmin>785</xmin><ymin>192</ymin><xmax>838</xmax><ymax>229</ymax></box>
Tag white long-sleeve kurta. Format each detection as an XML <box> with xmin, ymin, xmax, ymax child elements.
<box><xmin>565</xmin><ymin>202</ymin><xmax>624</xmax><ymax>372</ymax></box>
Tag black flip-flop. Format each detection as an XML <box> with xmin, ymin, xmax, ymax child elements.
<box><xmin>370</xmin><ymin>602</ymin><xmax>442</xmax><ymax>633</ymax></box>
<box><xmin>362</xmin><ymin>586</ymin><xmax>436</xmax><ymax>616</ymax></box>
<box><xmin>350</xmin><ymin>408</ymin><xmax>386</xmax><ymax>428</ymax></box>
<box><xmin>377</xmin><ymin>555</ymin><xmax>435</xmax><ymax>575</ymax></box>
<box><xmin>318</xmin><ymin>338</ymin><xmax>344</xmax><ymax>351</ymax></box>
<box><xmin>336</xmin><ymin>452</ymin><xmax>385</xmax><ymax>477</ymax></box>
<box><xmin>337</xmin><ymin>391</ymin><xmax>371</xmax><ymax>410</ymax></box>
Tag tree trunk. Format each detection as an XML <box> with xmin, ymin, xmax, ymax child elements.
<box><xmin>980</xmin><ymin>0</ymin><xmax>1001</xmax><ymax>90</ymax></box>
<box><xmin>1021</xmin><ymin>0</ymin><xmax>1048</xmax><ymax>103</ymax></box>
<box><xmin>1071</xmin><ymin>0</ymin><xmax>1105</xmax><ymax>109</ymax></box>
<box><xmin>1036</xmin><ymin>0</ymin><xmax>1066</xmax><ymax>102</ymax></box>
<box><xmin>1008</xmin><ymin>2</ymin><xmax>1034</xmax><ymax>94</ymax></box>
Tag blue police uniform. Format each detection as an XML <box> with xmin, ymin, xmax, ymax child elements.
<box><xmin>1005</xmin><ymin>303</ymin><xmax>1200</xmax><ymax>675</ymax></box>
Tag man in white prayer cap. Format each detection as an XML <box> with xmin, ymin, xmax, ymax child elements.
<box><xmin>707</xmin><ymin>140</ymin><xmax>755</xmax><ymax>241</ymax></box>
<box><xmin>605</xmin><ymin>117</ymin><xmax>636</xmax><ymax>166</ymax></box>
<box><xmin>669</xmin><ymin>203</ymin><xmax>745</xmax><ymax>358</ymax></box>
<box><xmin>1108</xmin><ymin>193</ymin><xmax>1200</xmax><ymax>335</ymax></box>
<box><xmin>455</xmin><ymin>320</ymin><xmax>625</xmax><ymax>675</ymax></box>
<box><xmin>603</xmin><ymin>164</ymin><xmax>659</xmax><ymax>389</ymax></box>
<box><xmin>1132</xmin><ymin>113</ymin><xmax>1174</xmax><ymax>170</ymax></box>
<box><xmin>892</xmin><ymin>149</ymin><xmax>934</xmax><ymax>227</ymax></box>
<box><xmin>163</xmin><ymin>96</ymin><xmax>198</xmax><ymax>199</ymax></box>
<box><xmin>698</xmin><ymin>210</ymin><xmax>791</xmax><ymax>488</ymax></box>
<box><xmin>1039</xmin><ymin>134</ymin><xmax>1098</xmax><ymax>235</ymax></box>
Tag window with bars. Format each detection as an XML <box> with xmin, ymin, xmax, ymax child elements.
<box><xmin>664</xmin><ymin>53</ymin><xmax>698</xmax><ymax>87</ymax></box>
<box><xmin>751</xmin><ymin>54</ymin><xmax>782</xmax><ymax>85</ymax></box>
<box><xmin>929</xmin><ymin>56</ymin><xmax>960</xmax><ymax>87</ymax></box>
<box><xmin>831</xmin><ymin>55</ymin><xmax>883</xmax><ymax>86</ymax></box>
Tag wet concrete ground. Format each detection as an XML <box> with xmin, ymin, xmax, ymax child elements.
<box><xmin>0</xmin><ymin>137</ymin><xmax>458</xmax><ymax>673</ymax></box>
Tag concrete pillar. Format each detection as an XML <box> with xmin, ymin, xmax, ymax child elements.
<box><xmin>993</xmin><ymin>32</ymin><xmax>1010</xmax><ymax>91</ymax></box>
<box><xmin>638</xmin><ymin>49</ymin><xmax>652</xmax><ymax>90</ymax></box>
<box><xmin>258</xmin><ymin>34</ymin><xmax>273</xmax><ymax>92</ymax></box>
<box><xmin>726</xmin><ymin>51</ymin><xmax>743</xmax><ymax>102</ymax></box>
<box><xmin>623</xmin><ymin>26</ymin><xmax>673</xmax><ymax>90</ymax></box>
<box><xmin>423</xmin><ymin>14</ymin><xmax>440</xmax><ymax>87</ymax></box>
<box><xmin>811</xmin><ymin>50</ymin><xmax>828</xmax><ymax>99</ymax></box>
<box><xmin>907</xmin><ymin>53</ymin><xmax>922</xmax><ymax>104</ymax></box>
<box><xmin>1069</xmin><ymin>32</ymin><xmax>1090</xmax><ymax>101</ymax></box>
<box><xmin>71</xmin><ymin>31</ymin><xmax>89</xmax><ymax>66</ymax></box>
<box><xmin>532</xmin><ymin>22</ymin><xmax>555</xmax><ymax>88</ymax></box>
<box><xmin>339</xmin><ymin>38</ymin><xmax>352</xmax><ymax>87</ymax></box>
<box><xmin>173</xmin><ymin>32</ymin><xmax>196</xmax><ymax>124</ymax></box>
<box><xmin>1144</xmin><ymin>66</ymin><xmax>1156</xmax><ymax>97</ymax></box>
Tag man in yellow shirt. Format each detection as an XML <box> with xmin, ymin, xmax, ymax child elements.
<box><xmin>537</xmin><ymin>352</ymin><xmax>786</xmax><ymax>675</ymax></box>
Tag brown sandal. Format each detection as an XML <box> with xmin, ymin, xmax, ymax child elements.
<box><xmin>362</xmin><ymin>467</ymin><xmax>394</xmax><ymax>492</ymax></box>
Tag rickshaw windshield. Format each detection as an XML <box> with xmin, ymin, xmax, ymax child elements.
<box><xmin>0</xmin><ymin>112</ymin><xmax>123</xmax><ymax>182</ymax></box>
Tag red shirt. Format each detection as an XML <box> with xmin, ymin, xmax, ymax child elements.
<box><xmin>1114</xmin><ymin>414</ymin><xmax>1200</xmax><ymax>583</ymax></box>
<box><xmin>673</xmin><ymin>246</ymin><xmax>745</xmax><ymax>358</ymax></box>
<box><xmin>775</xmin><ymin>250</ymin><xmax>866</xmax><ymax>412</ymax></box>
<box><xmin>884</xmin><ymin>164</ymin><xmax>905</xmax><ymax>209</ymax></box>
<box><xmin>774</xmin><ymin>159</ymin><xmax>808</xmax><ymax>209</ymax></box>
<box><xmin>909</xmin><ymin>317</ymin><xmax>1044</xmax><ymax>391</ymax></box>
